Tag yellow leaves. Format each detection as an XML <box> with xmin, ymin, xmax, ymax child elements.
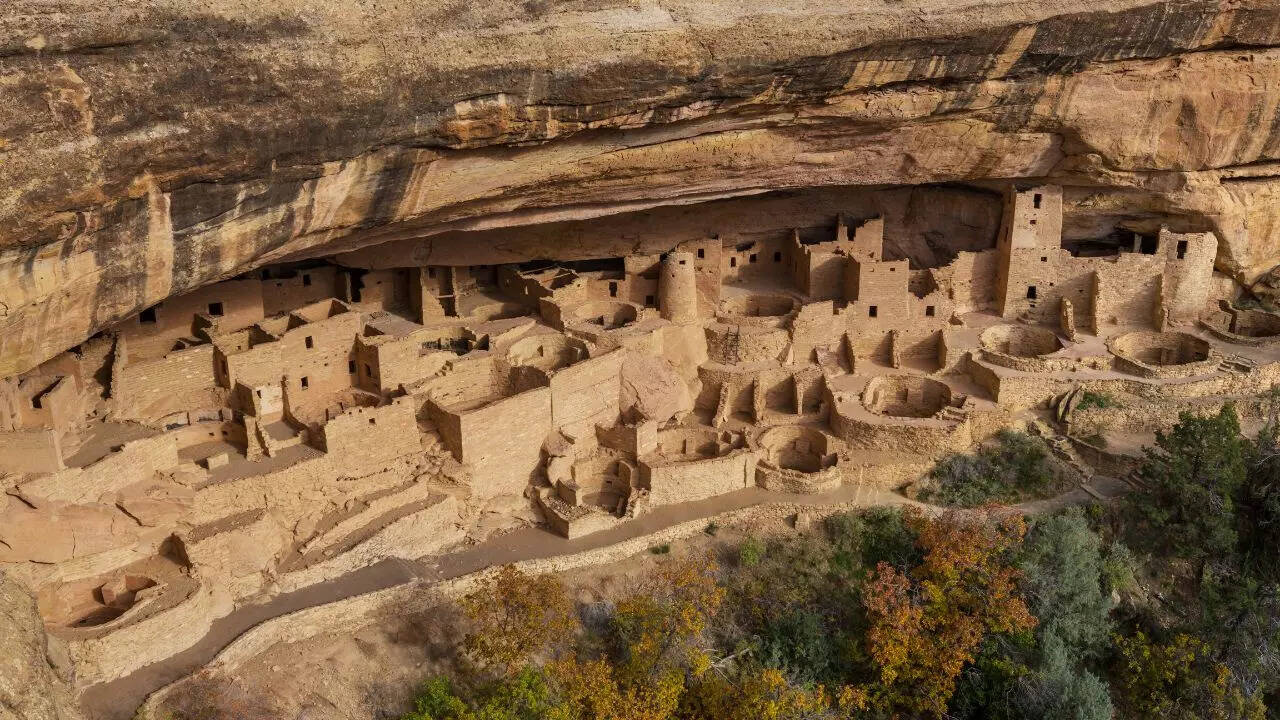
<box><xmin>460</xmin><ymin>565</ymin><xmax>578</xmax><ymax>674</ymax></box>
<box><xmin>613</xmin><ymin>555</ymin><xmax>724</xmax><ymax>682</ymax></box>
<box><xmin>856</xmin><ymin>509</ymin><xmax>1036</xmax><ymax>718</ymax></box>
<box><xmin>545</xmin><ymin>656</ymin><xmax>684</xmax><ymax>720</ymax></box>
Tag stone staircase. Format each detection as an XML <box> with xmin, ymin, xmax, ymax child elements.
<box><xmin>1220</xmin><ymin>355</ymin><xmax>1257</xmax><ymax>376</ymax></box>
<box><xmin>1030</xmin><ymin>418</ymin><xmax>1092</xmax><ymax>480</ymax></box>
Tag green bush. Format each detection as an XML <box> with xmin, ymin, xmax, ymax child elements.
<box><xmin>923</xmin><ymin>430</ymin><xmax>1054</xmax><ymax>507</ymax></box>
<box><xmin>737</xmin><ymin>535</ymin><xmax>764</xmax><ymax>567</ymax></box>
<box><xmin>1076</xmin><ymin>391</ymin><xmax>1120</xmax><ymax>411</ymax></box>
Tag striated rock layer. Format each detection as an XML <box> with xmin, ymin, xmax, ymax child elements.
<box><xmin>3</xmin><ymin>0</ymin><xmax>1280</xmax><ymax>375</ymax></box>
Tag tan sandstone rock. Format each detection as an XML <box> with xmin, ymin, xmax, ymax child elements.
<box><xmin>3</xmin><ymin>0</ymin><xmax>1280</xmax><ymax>375</ymax></box>
<box><xmin>0</xmin><ymin>574</ymin><xmax>85</xmax><ymax>720</ymax></box>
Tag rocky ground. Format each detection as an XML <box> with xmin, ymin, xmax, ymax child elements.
<box><xmin>0</xmin><ymin>574</ymin><xmax>84</xmax><ymax>720</ymax></box>
<box><xmin>142</xmin><ymin>475</ymin><xmax>1127</xmax><ymax>720</ymax></box>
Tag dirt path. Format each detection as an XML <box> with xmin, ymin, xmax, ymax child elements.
<box><xmin>76</xmin><ymin>478</ymin><xmax>1128</xmax><ymax>720</ymax></box>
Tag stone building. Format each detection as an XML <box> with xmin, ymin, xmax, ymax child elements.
<box><xmin>4</xmin><ymin>183</ymin><xmax>1280</xmax><ymax>684</ymax></box>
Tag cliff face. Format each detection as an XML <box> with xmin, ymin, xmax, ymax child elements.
<box><xmin>0</xmin><ymin>574</ymin><xmax>84</xmax><ymax>720</ymax></box>
<box><xmin>2</xmin><ymin>0</ymin><xmax>1280</xmax><ymax>375</ymax></box>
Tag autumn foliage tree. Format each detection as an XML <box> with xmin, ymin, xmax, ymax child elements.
<box><xmin>460</xmin><ymin>564</ymin><xmax>578</xmax><ymax>675</ymax></box>
<box><xmin>855</xmin><ymin>508</ymin><xmax>1037</xmax><ymax>718</ymax></box>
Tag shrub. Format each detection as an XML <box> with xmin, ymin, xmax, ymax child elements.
<box><xmin>1076</xmin><ymin>391</ymin><xmax>1119</xmax><ymax>411</ymax></box>
<box><xmin>923</xmin><ymin>430</ymin><xmax>1054</xmax><ymax>507</ymax></box>
<box><xmin>738</xmin><ymin>536</ymin><xmax>764</xmax><ymax>567</ymax></box>
<box><xmin>651</xmin><ymin>543</ymin><xmax>671</xmax><ymax>555</ymax></box>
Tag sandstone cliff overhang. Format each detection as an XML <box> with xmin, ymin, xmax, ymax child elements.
<box><xmin>3</xmin><ymin>0</ymin><xmax>1280</xmax><ymax>376</ymax></box>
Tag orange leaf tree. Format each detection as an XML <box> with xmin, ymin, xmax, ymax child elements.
<box><xmin>858</xmin><ymin>507</ymin><xmax>1036</xmax><ymax>718</ymax></box>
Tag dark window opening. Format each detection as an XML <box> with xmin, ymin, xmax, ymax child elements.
<box><xmin>31</xmin><ymin>396</ymin><xmax>41</xmax><ymax>410</ymax></box>
<box><xmin>139</xmin><ymin>307</ymin><xmax>158</xmax><ymax>324</ymax></box>
<box><xmin>749</xmin><ymin>253</ymin><xmax>758</xmax><ymax>263</ymax></box>
<box><xmin>1026</xmin><ymin>286</ymin><xmax>1037</xmax><ymax>300</ymax></box>
<box><xmin>255</xmin><ymin>389</ymin><xmax>262</xmax><ymax>398</ymax></box>
<box><xmin>609</xmin><ymin>282</ymin><xmax>618</xmax><ymax>298</ymax></box>
<box><xmin>428</xmin><ymin>267</ymin><xmax>436</xmax><ymax>278</ymax></box>
<box><xmin>1041</xmin><ymin>256</ymin><xmax>1048</xmax><ymax>262</ymax></box>
<box><xmin>364</xmin><ymin>364</ymin><xmax>373</xmax><ymax>376</ymax></box>
<box><xmin>349</xmin><ymin>269</ymin><xmax>368</xmax><ymax>302</ymax></box>
<box><xmin>774</xmin><ymin>251</ymin><xmax>783</xmax><ymax>262</ymax></box>
<box><xmin>368</xmin><ymin>418</ymin><xmax>376</xmax><ymax>425</ymax></box>
<box><xmin>1033</xmin><ymin>193</ymin><xmax>1042</xmax><ymax>209</ymax></box>
<box><xmin>730</xmin><ymin>257</ymin><xmax>737</xmax><ymax>268</ymax></box>
<box><xmin>1139</xmin><ymin>235</ymin><xmax>1159</xmax><ymax>255</ymax></box>
<box><xmin>348</xmin><ymin>360</ymin><xmax>356</xmax><ymax>374</ymax></box>
<box><xmin>207</xmin><ymin>302</ymin><xmax>224</xmax><ymax>316</ymax></box>
<box><xmin>925</xmin><ymin>306</ymin><xmax>935</xmax><ymax>317</ymax></box>
<box><xmin>869</xmin><ymin>305</ymin><xmax>878</xmax><ymax>318</ymax></box>
<box><xmin>1030</xmin><ymin>219</ymin><xmax>1037</xmax><ymax>226</ymax></box>
<box><xmin>302</xmin><ymin>274</ymin><xmax>312</xmax><ymax>286</ymax></box>
<box><xmin>697</xmin><ymin>248</ymin><xmax>705</xmax><ymax>259</ymax></box>
<box><xmin>645</xmin><ymin>295</ymin><xmax>655</xmax><ymax>307</ymax></box>
<box><xmin>305</xmin><ymin>336</ymin><xmax>314</xmax><ymax>349</ymax></box>
<box><xmin>300</xmin><ymin>376</ymin><xmax>309</xmax><ymax>389</ymax></box>
<box><xmin>1176</xmin><ymin>240</ymin><xmax>1188</xmax><ymax>259</ymax></box>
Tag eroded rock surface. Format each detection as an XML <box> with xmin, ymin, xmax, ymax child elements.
<box><xmin>0</xmin><ymin>573</ymin><xmax>85</xmax><ymax>720</ymax></box>
<box><xmin>4</xmin><ymin>0</ymin><xmax>1280</xmax><ymax>375</ymax></box>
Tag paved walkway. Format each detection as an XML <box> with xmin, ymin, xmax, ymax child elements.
<box><xmin>77</xmin><ymin>477</ymin><xmax>1129</xmax><ymax>720</ymax></box>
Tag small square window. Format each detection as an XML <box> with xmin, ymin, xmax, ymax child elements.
<box><xmin>1033</xmin><ymin>193</ymin><xmax>1042</xmax><ymax>209</ymax></box>
<box><xmin>1041</xmin><ymin>256</ymin><xmax>1048</xmax><ymax>262</ymax></box>
<box><xmin>1030</xmin><ymin>219</ymin><xmax>1037</xmax><ymax>226</ymax></box>
<box><xmin>730</xmin><ymin>257</ymin><xmax>737</xmax><ymax>268</ymax></box>
<box><xmin>609</xmin><ymin>282</ymin><xmax>618</xmax><ymax>298</ymax></box>
<box><xmin>697</xmin><ymin>248</ymin><xmax>705</xmax><ymax>259</ymax></box>
<box><xmin>207</xmin><ymin>302</ymin><xmax>224</xmax><ymax>316</ymax></box>
<box><xmin>869</xmin><ymin>305</ymin><xmax>878</xmax><ymax>318</ymax></box>
<box><xmin>1026</xmin><ymin>286</ymin><xmax>1037</xmax><ymax>300</ymax></box>
<box><xmin>300</xmin><ymin>376</ymin><xmax>309</xmax><ymax>389</ymax></box>
<box><xmin>305</xmin><ymin>336</ymin><xmax>314</xmax><ymax>349</ymax></box>
<box><xmin>925</xmin><ymin>306</ymin><xmax>935</xmax><ymax>317</ymax></box>
<box><xmin>139</xmin><ymin>307</ymin><xmax>157</xmax><ymax>324</ymax></box>
<box><xmin>368</xmin><ymin>418</ymin><xmax>376</xmax><ymax>425</ymax></box>
<box><xmin>889</xmin><ymin>267</ymin><xmax>896</xmax><ymax>272</ymax></box>
<box><xmin>302</xmin><ymin>274</ymin><xmax>312</xmax><ymax>286</ymax></box>
<box><xmin>678</xmin><ymin>259</ymin><xmax>686</xmax><ymax>265</ymax></box>
<box><xmin>773</xmin><ymin>251</ymin><xmax>782</xmax><ymax>262</ymax></box>
<box><xmin>1176</xmin><ymin>240</ymin><xmax>1188</xmax><ymax>259</ymax></box>
<box><xmin>645</xmin><ymin>295</ymin><xmax>655</xmax><ymax>306</ymax></box>
<box><xmin>749</xmin><ymin>253</ymin><xmax>758</xmax><ymax>263</ymax></box>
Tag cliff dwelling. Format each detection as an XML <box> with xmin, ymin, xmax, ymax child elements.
<box><xmin>4</xmin><ymin>0</ymin><xmax>1280</xmax><ymax>714</ymax></box>
<box><xmin>5</xmin><ymin>177</ymin><xmax>1279</xmax><ymax>704</ymax></box>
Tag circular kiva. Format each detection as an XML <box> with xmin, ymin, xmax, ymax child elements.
<box><xmin>1109</xmin><ymin>331</ymin><xmax>1210</xmax><ymax>367</ymax></box>
<box><xmin>980</xmin><ymin>324</ymin><xmax>1063</xmax><ymax>357</ymax></box>
<box><xmin>862</xmin><ymin>375</ymin><xmax>952</xmax><ymax>418</ymax></box>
